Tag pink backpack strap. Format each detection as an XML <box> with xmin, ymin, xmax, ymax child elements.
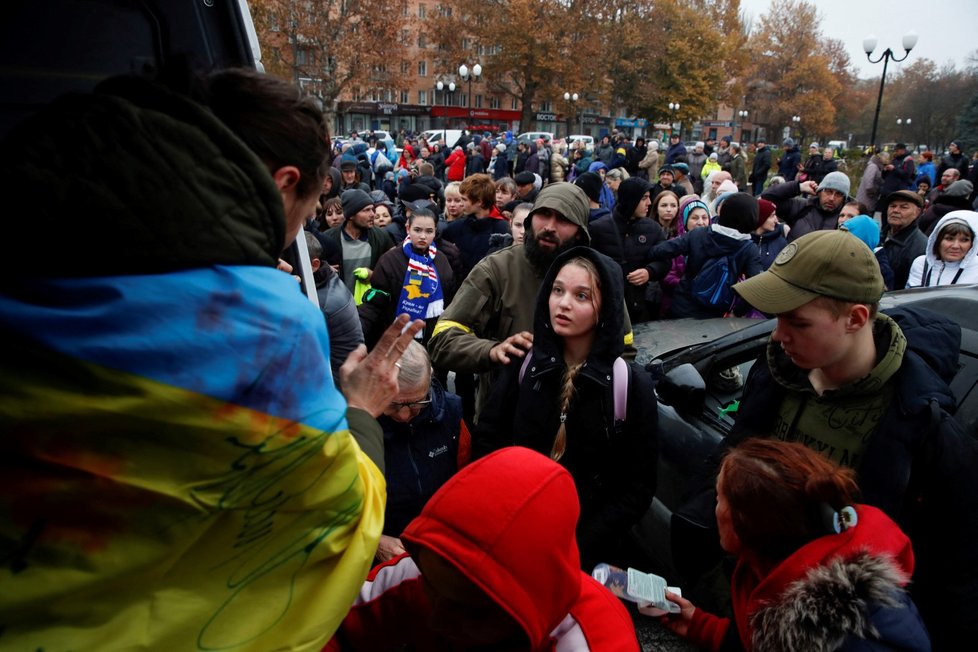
<box><xmin>518</xmin><ymin>349</ymin><xmax>534</xmax><ymax>384</ymax></box>
<box><xmin>613</xmin><ymin>357</ymin><xmax>629</xmax><ymax>423</ymax></box>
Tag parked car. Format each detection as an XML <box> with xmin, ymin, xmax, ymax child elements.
<box><xmin>567</xmin><ymin>134</ymin><xmax>595</xmax><ymax>150</ymax></box>
<box><xmin>420</xmin><ymin>128</ymin><xmax>465</xmax><ymax>149</ymax></box>
<box><xmin>628</xmin><ymin>285</ymin><xmax>978</xmax><ymax>592</ymax></box>
<box><xmin>517</xmin><ymin>131</ymin><xmax>555</xmax><ymax>145</ymax></box>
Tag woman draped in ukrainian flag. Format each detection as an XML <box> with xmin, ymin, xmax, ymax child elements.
<box><xmin>0</xmin><ymin>69</ymin><xmax>422</xmax><ymax>651</ymax></box>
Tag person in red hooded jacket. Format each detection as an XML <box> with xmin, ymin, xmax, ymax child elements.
<box><xmin>326</xmin><ymin>447</ymin><xmax>640</xmax><ymax>652</ymax></box>
<box><xmin>660</xmin><ymin>438</ymin><xmax>930</xmax><ymax>651</ymax></box>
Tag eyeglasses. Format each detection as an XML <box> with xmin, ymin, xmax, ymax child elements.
<box><xmin>388</xmin><ymin>392</ymin><xmax>432</xmax><ymax>413</ymax></box>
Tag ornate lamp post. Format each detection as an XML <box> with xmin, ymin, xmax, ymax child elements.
<box><xmin>791</xmin><ymin>115</ymin><xmax>801</xmax><ymax>140</ymax></box>
<box><xmin>563</xmin><ymin>91</ymin><xmax>579</xmax><ymax>137</ymax></box>
<box><xmin>737</xmin><ymin>110</ymin><xmax>748</xmax><ymax>143</ymax></box>
<box><xmin>458</xmin><ymin>63</ymin><xmax>482</xmax><ymax>130</ymax></box>
<box><xmin>435</xmin><ymin>80</ymin><xmax>456</xmax><ymax>127</ymax></box>
<box><xmin>668</xmin><ymin>101</ymin><xmax>681</xmax><ymax>140</ymax></box>
<box><xmin>864</xmin><ymin>32</ymin><xmax>918</xmax><ymax>153</ymax></box>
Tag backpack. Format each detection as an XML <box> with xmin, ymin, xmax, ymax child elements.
<box><xmin>519</xmin><ymin>350</ymin><xmax>629</xmax><ymax>424</ymax></box>
<box><xmin>691</xmin><ymin>252</ymin><xmax>739</xmax><ymax>308</ymax></box>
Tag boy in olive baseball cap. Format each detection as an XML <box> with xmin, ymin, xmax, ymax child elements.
<box><xmin>733</xmin><ymin>229</ymin><xmax>884</xmax><ymax>314</ymax></box>
<box><xmin>718</xmin><ymin>228</ymin><xmax>978</xmax><ymax>648</ymax></box>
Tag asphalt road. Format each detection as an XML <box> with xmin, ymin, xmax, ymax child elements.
<box><xmin>628</xmin><ymin>602</ymin><xmax>699</xmax><ymax>651</ymax></box>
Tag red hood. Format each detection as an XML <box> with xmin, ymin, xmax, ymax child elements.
<box><xmin>732</xmin><ymin>504</ymin><xmax>914</xmax><ymax>645</ymax></box>
<box><xmin>489</xmin><ymin>205</ymin><xmax>508</xmax><ymax>220</ymax></box>
<box><xmin>402</xmin><ymin>447</ymin><xmax>581</xmax><ymax>649</ymax></box>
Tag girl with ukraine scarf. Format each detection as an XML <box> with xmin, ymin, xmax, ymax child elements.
<box><xmin>358</xmin><ymin>207</ymin><xmax>456</xmax><ymax>348</ymax></box>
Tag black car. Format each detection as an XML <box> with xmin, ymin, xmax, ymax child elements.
<box><xmin>628</xmin><ymin>285</ymin><xmax>978</xmax><ymax>589</ymax></box>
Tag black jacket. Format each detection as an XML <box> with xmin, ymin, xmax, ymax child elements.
<box><xmin>882</xmin><ymin>221</ymin><xmax>927</xmax><ymax>289</ymax></box>
<box><xmin>441</xmin><ymin>214</ymin><xmax>511</xmax><ymax>281</ymax></box>
<box><xmin>589</xmin><ymin>210</ymin><xmax>666</xmax><ymax>321</ymax></box>
<box><xmin>762</xmin><ymin>179</ymin><xmax>846</xmax><ymax>242</ymax></box>
<box><xmin>473</xmin><ymin>247</ymin><xmax>658</xmax><ymax>570</ymax></box>
<box><xmin>750</xmin><ymin>145</ymin><xmax>772</xmax><ymax>182</ymax></box>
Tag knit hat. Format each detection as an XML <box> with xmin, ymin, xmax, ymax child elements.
<box><xmin>574</xmin><ymin>172</ymin><xmax>603</xmax><ymax>204</ymax></box>
<box><xmin>817</xmin><ymin>171</ymin><xmax>851</xmax><ymax>196</ymax></box>
<box><xmin>783</xmin><ymin>137</ymin><xmax>795</xmax><ymax>147</ymax></box>
<box><xmin>515</xmin><ymin>171</ymin><xmax>536</xmax><ymax>185</ymax></box>
<box><xmin>734</xmin><ymin>230</ymin><xmax>884</xmax><ymax>313</ymax></box>
<box><xmin>399</xmin><ymin>182</ymin><xmax>435</xmax><ymax>203</ymax></box>
<box><xmin>695</xmin><ymin>141</ymin><xmax>705</xmax><ymax>149</ymax></box>
<box><xmin>717</xmin><ymin>192</ymin><xmax>758</xmax><ymax>234</ymax></box>
<box><xmin>527</xmin><ymin>183</ymin><xmax>591</xmax><ymax>245</ymax></box>
<box><xmin>944</xmin><ymin>180</ymin><xmax>974</xmax><ymax>199</ymax></box>
<box><xmin>616</xmin><ymin>177</ymin><xmax>653</xmax><ymax>219</ymax></box>
<box><xmin>709</xmin><ymin>152</ymin><xmax>718</xmax><ymax>160</ymax></box>
<box><xmin>680</xmin><ymin>195</ymin><xmax>710</xmax><ymax>229</ymax></box>
<box><xmin>757</xmin><ymin>198</ymin><xmax>777</xmax><ymax>229</ymax></box>
<box><xmin>649</xmin><ymin>141</ymin><xmax>659</xmax><ymax>151</ymax></box>
<box><xmin>369</xmin><ymin>189</ymin><xmax>393</xmax><ymax>208</ymax></box>
<box><xmin>496</xmin><ymin>143</ymin><xmax>507</xmax><ymax>153</ymax></box>
<box><xmin>839</xmin><ymin>215</ymin><xmax>880</xmax><ymax>249</ymax></box>
<box><xmin>658</xmin><ymin>165</ymin><xmax>674</xmax><ymax>179</ymax></box>
<box><xmin>341</xmin><ymin>189</ymin><xmax>373</xmax><ymax>219</ymax></box>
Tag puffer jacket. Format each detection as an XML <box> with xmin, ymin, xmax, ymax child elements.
<box><xmin>589</xmin><ymin>209</ymin><xmax>666</xmax><ymax>322</ymax></box>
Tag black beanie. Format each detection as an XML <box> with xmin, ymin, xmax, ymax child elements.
<box><xmin>341</xmin><ymin>189</ymin><xmax>374</xmax><ymax>219</ymax></box>
<box><xmin>616</xmin><ymin>177</ymin><xmax>653</xmax><ymax>219</ymax></box>
<box><xmin>717</xmin><ymin>192</ymin><xmax>759</xmax><ymax>234</ymax></box>
<box><xmin>574</xmin><ymin>172</ymin><xmax>603</xmax><ymax>204</ymax></box>
<box><xmin>398</xmin><ymin>182</ymin><xmax>434</xmax><ymax>203</ymax></box>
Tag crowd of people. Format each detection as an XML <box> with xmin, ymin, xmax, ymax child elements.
<box><xmin>3</xmin><ymin>68</ymin><xmax>978</xmax><ymax>651</ymax></box>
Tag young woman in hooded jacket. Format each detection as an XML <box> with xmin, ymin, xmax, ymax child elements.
<box><xmin>473</xmin><ymin>246</ymin><xmax>658</xmax><ymax>571</ymax></box>
<box><xmin>906</xmin><ymin>210</ymin><xmax>978</xmax><ymax>287</ymax></box>
<box><xmin>660</xmin><ymin>438</ymin><xmax>930</xmax><ymax>652</ymax></box>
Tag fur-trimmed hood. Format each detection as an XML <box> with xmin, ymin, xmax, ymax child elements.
<box><xmin>751</xmin><ymin>551</ymin><xmax>929</xmax><ymax>651</ymax></box>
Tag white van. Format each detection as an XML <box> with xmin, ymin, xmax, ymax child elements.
<box><xmin>517</xmin><ymin>131</ymin><xmax>555</xmax><ymax>144</ymax></box>
<box><xmin>420</xmin><ymin>129</ymin><xmax>465</xmax><ymax>149</ymax></box>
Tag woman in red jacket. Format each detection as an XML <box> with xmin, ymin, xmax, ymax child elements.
<box><xmin>444</xmin><ymin>144</ymin><xmax>466</xmax><ymax>182</ymax></box>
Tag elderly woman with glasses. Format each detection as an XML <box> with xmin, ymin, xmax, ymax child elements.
<box><xmin>375</xmin><ymin>340</ymin><xmax>466</xmax><ymax>563</ymax></box>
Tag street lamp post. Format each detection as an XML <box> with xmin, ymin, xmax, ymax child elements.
<box><xmin>458</xmin><ymin>63</ymin><xmax>482</xmax><ymax>131</ymax></box>
<box><xmin>737</xmin><ymin>110</ymin><xmax>748</xmax><ymax>143</ymax></box>
<box><xmin>435</xmin><ymin>80</ymin><xmax>456</xmax><ymax>127</ymax></box>
<box><xmin>864</xmin><ymin>31</ymin><xmax>918</xmax><ymax>153</ymax></box>
<box><xmin>791</xmin><ymin>115</ymin><xmax>801</xmax><ymax>141</ymax></box>
<box><xmin>563</xmin><ymin>91</ymin><xmax>579</xmax><ymax>137</ymax></box>
<box><xmin>668</xmin><ymin>102</ymin><xmax>681</xmax><ymax>140</ymax></box>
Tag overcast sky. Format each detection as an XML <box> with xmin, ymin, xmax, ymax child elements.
<box><xmin>738</xmin><ymin>0</ymin><xmax>978</xmax><ymax>79</ymax></box>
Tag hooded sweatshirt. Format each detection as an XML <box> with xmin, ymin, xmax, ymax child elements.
<box><xmin>329</xmin><ymin>448</ymin><xmax>640</xmax><ymax>651</ymax></box>
<box><xmin>474</xmin><ymin>247</ymin><xmax>658</xmax><ymax>570</ymax></box>
<box><xmin>686</xmin><ymin>505</ymin><xmax>927</xmax><ymax>652</ymax></box>
<box><xmin>906</xmin><ymin>210</ymin><xmax>978</xmax><ymax>287</ymax></box>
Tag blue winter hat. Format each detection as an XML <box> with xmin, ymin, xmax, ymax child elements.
<box><xmin>839</xmin><ymin>215</ymin><xmax>880</xmax><ymax>250</ymax></box>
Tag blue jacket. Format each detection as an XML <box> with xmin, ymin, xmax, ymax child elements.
<box><xmin>750</xmin><ymin>223</ymin><xmax>788</xmax><ymax>270</ymax></box>
<box><xmin>665</xmin><ymin>141</ymin><xmax>687</xmax><ymax>165</ymax></box>
<box><xmin>380</xmin><ymin>380</ymin><xmax>462</xmax><ymax>537</ymax></box>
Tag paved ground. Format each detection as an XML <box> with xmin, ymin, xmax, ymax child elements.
<box><xmin>629</xmin><ymin>603</ymin><xmax>699</xmax><ymax>651</ymax></box>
